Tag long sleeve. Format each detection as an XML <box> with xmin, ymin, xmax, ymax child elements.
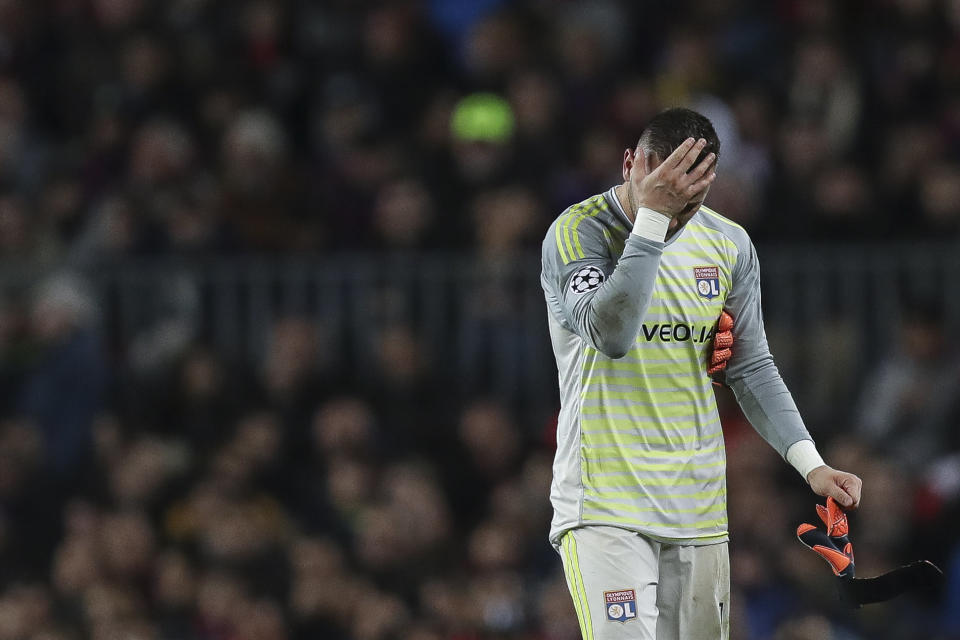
<box><xmin>723</xmin><ymin>240</ymin><xmax>812</xmax><ymax>457</ymax></box>
<box><xmin>542</xmin><ymin>217</ymin><xmax>664</xmax><ymax>359</ymax></box>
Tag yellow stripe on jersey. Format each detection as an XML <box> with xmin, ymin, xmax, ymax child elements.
<box><xmin>582</xmin><ymin>514</ymin><xmax>729</xmax><ymax>529</ymax></box>
<box><xmin>581</xmin><ymin>387</ymin><xmax>715</xmax><ymax>401</ymax></box>
<box><xmin>586</xmin><ymin>487</ymin><xmax>727</xmax><ymax>500</ymax></box>
<box><xmin>583</xmin><ymin>457</ymin><xmax>726</xmax><ymax>474</ymax></box>
<box><xmin>584</xmin><ymin>499</ymin><xmax>728</xmax><ymax>515</ymax></box>
<box><xmin>581</xmin><ymin>420</ymin><xmax>708</xmax><ymax>433</ymax></box>
<box><xmin>582</xmin><ymin>442</ymin><xmax>726</xmax><ymax>457</ymax></box>
<box><xmin>600</xmin><ymin>226</ymin><xmax>626</xmax><ymax>257</ymax></box>
<box><xmin>670</xmin><ymin>233</ymin><xmax>738</xmax><ymax>255</ymax></box>
<box><xmin>555</xmin><ymin>217</ymin><xmax>570</xmax><ymax>265</ymax></box>
<box><xmin>555</xmin><ymin>195</ymin><xmax>606</xmax><ymax>264</ymax></box>
<box><xmin>587</xmin><ymin>473</ymin><xmax>727</xmax><ymax>488</ymax></box>
<box><xmin>555</xmin><ymin>204</ymin><xmax>582</xmax><ymax>264</ymax></box>
<box><xmin>569</xmin><ymin>206</ymin><xmax>603</xmax><ymax>259</ymax></box>
<box><xmin>700</xmin><ymin>205</ymin><xmax>747</xmax><ymax>232</ymax></box>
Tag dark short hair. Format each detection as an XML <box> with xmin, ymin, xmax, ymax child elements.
<box><xmin>637</xmin><ymin>108</ymin><xmax>720</xmax><ymax>170</ymax></box>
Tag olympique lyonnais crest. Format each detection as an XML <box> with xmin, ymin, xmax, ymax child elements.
<box><xmin>604</xmin><ymin>589</ymin><xmax>637</xmax><ymax>623</ymax></box>
<box><xmin>694</xmin><ymin>265</ymin><xmax>720</xmax><ymax>300</ymax></box>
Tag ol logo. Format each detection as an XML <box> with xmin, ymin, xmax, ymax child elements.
<box><xmin>694</xmin><ymin>266</ymin><xmax>720</xmax><ymax>300</ymax></box>
<box><xmin>604</xmin><ymin>589</ymin><xmax>637</xmax><ymax>623</ymax></box>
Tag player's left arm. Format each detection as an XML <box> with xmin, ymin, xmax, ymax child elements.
<box><xmin>723</xmin><ymin>239</ymin><xmax>862</xmax><ymax>509</ymax></box>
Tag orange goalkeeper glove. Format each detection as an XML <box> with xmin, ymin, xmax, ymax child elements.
<box><xmin>797</xmin><ymin>496</ymin><xmax>855</xmax><ymax>578</ymax></box>
<box><xmin>707</xmin><ymin>310</ymin><xmax>733</xmax><ymax>375</ymax></box>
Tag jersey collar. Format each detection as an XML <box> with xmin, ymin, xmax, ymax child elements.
<box><xmin>606</xmin><ymin>186</ymin><xmax>633</xmax><ymax>228</ymax></box>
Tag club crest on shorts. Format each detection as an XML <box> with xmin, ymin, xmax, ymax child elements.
<box><xmin>694</xmin><ymin>266</ymin><xmax>720</xmax><ymax>300</ymax></box>
<box><xmin>604</xmin><ymin>589</ymin><xmax>637</xmax><ymax>623</ymax></box>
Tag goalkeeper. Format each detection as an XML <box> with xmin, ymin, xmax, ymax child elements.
<box><xmin>540</xmin><ymin>108</ymin><xmax>862</xmax><ymax>640</ymax></box>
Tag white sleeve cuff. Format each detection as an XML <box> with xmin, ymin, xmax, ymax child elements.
<box><xmin>786</xmin><ymin>439</ymin><xmax>826</xmax><ymax>480</ymax></box>
<box><xmin>631</xmin><ymin>207</ymin><xmax>670</xmax><ymax>241</ymax></box>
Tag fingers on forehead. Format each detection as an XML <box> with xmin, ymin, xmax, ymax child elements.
<box><xmin>692</xmin><ymin>150</ymin><xmax>717</xmax><ymax>171</ymax></box>
<box><xmin>668</xmin><ymin>138</ymin><xmax>696</xmax><ymax>163</ymax></box>
<box><xmin>678</xmin><ymin>140</ymin><xmax>709</xmax><ymax>171</ymax></box>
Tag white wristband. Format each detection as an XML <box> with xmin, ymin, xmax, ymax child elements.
<box><xmin>786</xmin><ymin>439</ymin><xmax>826</xmax><ymax>481</ymax></box>
<box><xmin>631</xmin><ymin>207</ymin><xmax>670</xmax><ymax>241</ymax></box>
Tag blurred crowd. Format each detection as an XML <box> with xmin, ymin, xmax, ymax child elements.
<box><xmin>0</xmin><ymin>0</ymin><xmax>960</xmax><ymax>639</ymax></box>
<box><xmin>2</xmin><ymin>274</ymin><xmax>960</xmax><ymax>640</ymax></box>
<box><xmin>1</xmin><ymin>0</ymin><xmax>960</xmax><ymax>263</ymax></box>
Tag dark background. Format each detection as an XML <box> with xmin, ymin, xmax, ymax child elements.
<box><xmin>0</xmin><ymin>1</ymin><xmax>958</xmax><ymax>639</ymax></box>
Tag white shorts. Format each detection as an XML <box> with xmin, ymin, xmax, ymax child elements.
<box><xmin>557</xmin><ymin>526</ymin><xmax>730</xmax><ymax>640</ymax></box>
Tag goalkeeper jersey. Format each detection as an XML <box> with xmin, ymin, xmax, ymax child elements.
<box><xmin>542</xmin><ymin>187</ymin><xmax>811</xmax><ymax>544</ymax></box>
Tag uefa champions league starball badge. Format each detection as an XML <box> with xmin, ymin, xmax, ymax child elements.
<box><xmin>570</xmin><ymin>266</ymin><xmax>605</xmax><ymax>295</ymax></box>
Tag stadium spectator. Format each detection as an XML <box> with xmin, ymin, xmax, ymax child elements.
<box><xmin>20</xmin><ymin>274</ymin><xmax>107</xmax><ymax>477</ymax></box>
<box><xmin>854</xmin><ymin>302</ymin><xmax>960</xmax><ymax>471</ymax></box>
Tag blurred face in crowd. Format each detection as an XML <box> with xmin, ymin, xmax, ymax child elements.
<box><xmin>0</xmin><ymin>421</ymin><xmax>40</xmax><ymax>496</ymax></box>
<box><xmin>375</xmin><ymin>325</ymin><xmax>424</xmax><ymax>386</ymax></box>
<box><xmin>129</xmin><ymin>120</ymin><xmax>193</xmax><ymax>186</ymax></box>
<box><xmin>181</xmin><ymin>348</ymin><xmax>224</xmax><ymax>400</ymax></box>
<box><xmin>109</xmin><ymin>438</ymin><xmax>177</xmax><ymax>506</ymax></box>
<box><xmin>196</xmin><ymin>572</ymin><xmax>244</xmax><ymax>627</ymax></box>
<box><xmin>153</xmin><ymin>551</ymin><xmax>195</xmax><ymax>610</ymax></box>
<box><xmin>458</xmin><ymin>401</ymin><xmax>519</xmax><ymax>476</ymax></box>
<box><xmin>231</xmin><ymin>412</ymin><xmax>282</xmax><ymax>471</ymax></box>
<box><xmin>326</xmin><ymin>456</ymin><xmax>376</xmax><ymax>512</ymax></box>
<box><xmin>919</xmin><ymin>163</ymin><xmax>960</xmax><ymax>227</ymax></box>
<box><xmin>374</xmin><ymin>179</ymin><xmax>434</xmax><ymax>248</ymax></box>
<box><xmin>265</xmin><ymin>317</ymin><xmax>321</xmax><ymax>396</ymax></box>
<box><xmin>901</xmin><ymin>314</ymin><xmax>944</xmax><ymax>361</ymax></box>
<box><xmin>312</xmin><ymin>397</ymin><xmax>374</xmax><ymax>459</ymax></box>
<box><xmin>83</xmin><ymin>583</ymin><xmax>144</xmax><ymax>629</ymax></box>
<box><xmin>0</xmin><ymin>585</ymin><xmax>53</xmax><ymax>639</ymax></box>
<box><xmin>471</xmin><ymin>186</ymin><xmax>539</xmax><ymax>255</ymax></box>
<box><xmin>99</xmin><ymin>512</ymin><xmax>155</xmax><ymax>580</ymax></box>
<box><xmin>354</xmin><ymin>505</ymin><xmax>403</xmax><ymax>571</ymax></box>
<box><xmin>467</xmin><ymin>519</ymin><xmax>522</xmax><ymax>571</ymax></box>
<box><xmin>233</xmin><ymin>599</ymin><xmax>287</xmax><ymax>640</ymax></box>
<box><xmin>53</xmin><ymin>537</ymin><xmax>100</xmax><ymax>596</ymax></box>
<box><xmin>0</xmin><ymin>195</ymin><xmax>28</xmax><ymax>255</ymax></box>
<box><xmin>773</xmin><ymin>615</ymin><xmax>834</xmax><ymax>640</ymax></box>
<box><xmin>221</xmin><ymin>111</ymin><xmax>288</xmax><ymax>193</ymax></box>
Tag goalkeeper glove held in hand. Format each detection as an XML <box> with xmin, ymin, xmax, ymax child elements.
<box><xmin>708</xmin><ymin>310</ymin><xmax>734</xmax><ymax>375</ymax></box>
<box><xmin>796</xmin><ymin>497</ymin><xmax>943</xmax><ymax>607</ymax></box>
<box><xmin>797</xmin><ymin>496</ymin><xmax>855</xmax><ymax>577</ymax></box>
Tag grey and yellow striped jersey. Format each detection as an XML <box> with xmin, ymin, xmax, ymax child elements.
<box><xmin>542</xmin><ymin>187</ymin><xmax>811</xmax><ymax>544</ymax></box>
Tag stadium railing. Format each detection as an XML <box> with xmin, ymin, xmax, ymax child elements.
<box><xmin>1</xmin><ymin>244</ymin><xmax>957</xmax><ymax>423</ymax></box>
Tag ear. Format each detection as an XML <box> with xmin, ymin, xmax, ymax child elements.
<box><xmin>624</xmin><ymin>148</ymin><xmax>650</xmax><ymax>181</ymax></box>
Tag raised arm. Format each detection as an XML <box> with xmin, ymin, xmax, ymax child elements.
<box><xmin>546</xmin><ymin>226</ymin><xmax>663</xmax><ymax>359</ymax></box>
<box><xmin>544</xmin><ymin>138</ymin><xmax>717</xmax><ymax>358</ymax></box>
